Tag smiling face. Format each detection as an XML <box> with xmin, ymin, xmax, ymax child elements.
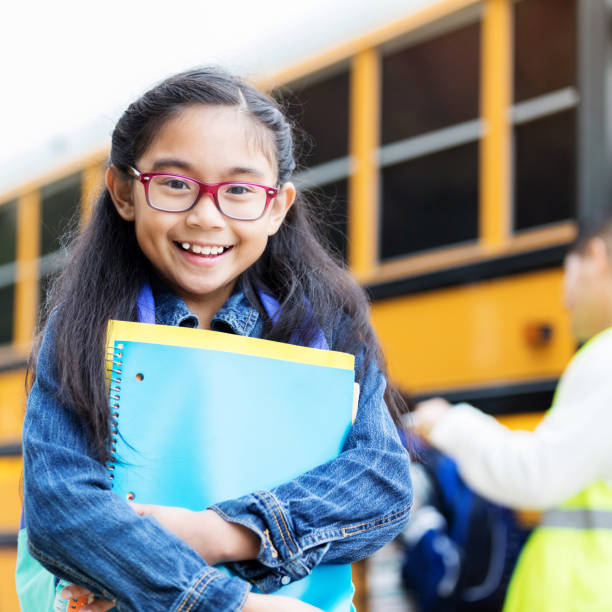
<box><xmin>107</xmin><ymin>104</ymin><xmax>295</xmax><ymax>325</ymax></box>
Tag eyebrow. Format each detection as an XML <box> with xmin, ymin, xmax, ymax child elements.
<box><xmin>226</xmin><ymin>166</ymin><xmax>267</xmax><ymax>180</ymax></box>
<box><xmin>150</xmin><ymin>159</ymin><xmax>193</xmax><ymax>173</ymax></box>
<box><xmin>150</xmin><ymin>159</ymin><xmax>268</xmax><ymax>181</ymax></box>
<box><xmin>151</xmin><ymin>159</ymin><xmax>264</xmax><ymax>178</ymax></box>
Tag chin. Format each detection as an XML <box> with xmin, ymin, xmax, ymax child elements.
<box><xmin>186</xmin><ymin>281</ymin><xmax>233</xmax><ymax>297</ymax></box>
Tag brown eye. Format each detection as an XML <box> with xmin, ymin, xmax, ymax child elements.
<box><xmin>227</xmin><ymin>185</ymin><xmax>249</xmax><ymax>194</ymax></box>
<box><xmin>164</xmin><ymin>179</ymin><xmax>189</xmax><ymax>190</ymax></box>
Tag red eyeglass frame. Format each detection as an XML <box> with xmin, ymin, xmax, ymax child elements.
<box><xmin>128</xmin><ymin>166</ymin><xmax>279</xmax><ymax>221</ymax></box>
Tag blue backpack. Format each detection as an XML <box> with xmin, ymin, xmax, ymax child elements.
<box><xmin>400</xmin><ymin>444</ymin><xmax>530</xmax><ymax>612</ymax></box>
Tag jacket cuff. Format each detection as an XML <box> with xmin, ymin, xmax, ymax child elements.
<box><xmin>172</xmin><ymin>568</ymin><xmax>251</xmax><ymax>611</ymax></box>
<box><xmin>210</xmin><ymin>491</ymin><xmax>329</xmax><ymax>593</ymax></box>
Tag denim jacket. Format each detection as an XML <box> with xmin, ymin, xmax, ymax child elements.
<box><xmin>23</xmin><ymin>284</ymin><xmax>413</xmax><ymax>611</ymax></box>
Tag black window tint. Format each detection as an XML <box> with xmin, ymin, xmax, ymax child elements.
<box><xmin>0</xmin><ymin>201</ymin><xmax>17</xmax><ymax>345</ymax></box>
<box><xmin>514</xmin><ymin>0</ymin><xmax>576</xmax><ymax>102</ymax></box>
<box><xmin>0</xmin><ymin>200</ymin><xmax>17</xmax><ymax>265</ymax></box>
<box><xmin>0</xmin><ymin>284</ymin><xmax>14</xmax><ymax>344</ymax></box>
<box><xmin>40</xmin><ymin>174</ymin><xmax>81</xmax><ymax>256</ymax></box>
<box><xmin>381</xmin><ymin>22</ymin><xmax>480</xmax><ymax>144</ymax></box>
<box><xmin>307</xmin><ymin>179</ymin><xmax>348</xmax><ymax>262</ymax></box>
<box><xmin>514</xmin><ymin>110</ymin><xmax>576</xmax><ymax>231</ymax></box>
<box><xmin>381</xmin><ymin>142</ymin><xmax>479</xmax><ymax>259</ymax></box>
<box><xmin>278</xmin><ymin>70</ymin><xmax>349</xmax><ymax>169</ymax></box>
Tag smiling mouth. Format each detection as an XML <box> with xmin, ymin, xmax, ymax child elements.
<box><xmin>176</xmin><ymin>241</ymin><xmax>233</xmax><ymax>257</ymax></box>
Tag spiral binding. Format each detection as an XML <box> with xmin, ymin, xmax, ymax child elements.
<box><xmin>106</xmin><ymin>342</ymin><xmax>124</xmax><ymax>485</ymax></box>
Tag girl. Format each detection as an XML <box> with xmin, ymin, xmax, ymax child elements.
<box><xmin>22</xmin><ymin>67</ymin><xmax>412</xmax><ymax>611</ymax></box>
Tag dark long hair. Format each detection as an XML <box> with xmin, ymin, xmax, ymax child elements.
<box><xmin>29</xmin><ymin>67</ymin><xmax>407</xmax><ymax>461</ymax></box>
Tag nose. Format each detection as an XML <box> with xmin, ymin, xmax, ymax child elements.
<box><xmin>184</xmin><ymin>193</ymin><xmax>225</xmax><ymax>228</ymax></box>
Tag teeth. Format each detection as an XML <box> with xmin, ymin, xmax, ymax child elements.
<box><xmin>180</xmin><ymin>242</ymin><xmax>227</xmax><ymax>255</ymax></box>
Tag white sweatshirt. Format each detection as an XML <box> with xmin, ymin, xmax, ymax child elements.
<box><xmin>427</xmin><ymin>327</ymin><xmax>612</xmax><ymax>510</ymax></box>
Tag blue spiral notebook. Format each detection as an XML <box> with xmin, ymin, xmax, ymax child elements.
<box><xmin>105</xmin><ymin>320</ymin><xmax>357</xmax><ymax>611</ymax></box>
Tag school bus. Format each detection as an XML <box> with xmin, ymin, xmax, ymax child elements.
<box><xmin>0</xmin><ymin>0</ymin><xmax>607</xmax><ymax>607</ymax></box>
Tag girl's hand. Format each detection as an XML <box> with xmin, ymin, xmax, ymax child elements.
<box><xmin>59</xmin><ymin>584</ymin><xmax>115</xmax><ymax>612</ymax></box>
<box><xmin>412</xmin><ymin>397</ymin><xmax>451</xmax><ymax>441</ymax></box>
<box><xmin>243</xmin><ymin>593</ymin><xmax>323</xmax><ymax>611</ymax></box>
<box><xmin>130</xmin><ymin>503</ymin><xmax>260</xmax><ymax>565</ymax></box>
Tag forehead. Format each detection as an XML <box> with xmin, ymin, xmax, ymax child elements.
<box><xmin>139</xmin><ymin>104</ymin><xmax>277</xmax><ymax>175</ymax></box>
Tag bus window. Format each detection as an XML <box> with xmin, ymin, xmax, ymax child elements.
<box><xmin>381</xmin><ymin>141</ymin><xmax>478</xmax><ymax>259</ymax></box>
<box><xmin>381</xmin><ymin>21</ymin><xmax>480</xmax><ymax>144</ymax></box>
<box><xmin>40</xmin><ymin>173</ymin><xmax>81</xmax><ymax>257</ymax></box>
<box><xmin>514</xmin><ymin>0</ymin><xmax>576</xmax><ymax>103</ymax></box>
<box><xmin>513</xmin><ymin>0</ymin><xmax>577</xmax><ymax>232</ymax></box>
<box><xmin>39</xmin><ymin>173</ymin><xmax>81</xmax><ymax>310</ymax></box>
<box><xmin>278</xmin><ymin>68</ymin><xmax>350</xmax><ymax>259</ymax></box>
<box><xmin>514</xmin><ymin>110</ymin><xmax>576</xmax><ymax>231</ymax></box>
<box><xmin>379</xmin><ymin>19</ymin><xmax>481</xmax><ymax>260</ymax></box>
<box><xmin>305</xmin><ymin>178</ymin><xmax>348</xmax><ymax>262</ymax></box>
<box><xmin>281</xmin><ymin>70</ymin><xmax>349</xmax><ymax>169</ymax></box>
<box><xmin>0</xmin><ymin>200</ymin><xmax>17</xmax><ymax>345</ymax></box>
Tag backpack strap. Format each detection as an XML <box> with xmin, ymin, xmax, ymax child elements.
<box><xmin>136</xmin><ymin>282</ymin><xmax>156</xmax><ymax>325</ymax></box>
<box><xmin>257</xmin><ymin>290</ymin><xmax>329</xmax><ymax>350</ymax></box>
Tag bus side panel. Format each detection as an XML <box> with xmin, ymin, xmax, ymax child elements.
<box><xmin>371</xmin><ymin>268</ymin><xmax>575</xmax><ymax>393</ymax></box>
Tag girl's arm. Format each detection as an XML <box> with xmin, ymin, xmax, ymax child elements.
<box><xmin>127</xmin><ymin>503</ymin><xmax>261</xmax><ymax>566</ymax></box>
<box><xmin>209</xmin><ymin>350</ymin><xmax>413</xmax><ymax>593</ymax></box>
<box><xmin>61</xmin><ymin>584</ymin><xmax>322</xmax><ymax>612</ymax></box>
<box><xmin>23</xmin><ymin>318</ymin><xmax>250</xmax><ymax>612</ymax></box>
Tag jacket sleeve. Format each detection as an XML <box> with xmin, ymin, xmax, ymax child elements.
<box><xmin>427</xmin><ymin>385</ymin><xmax>612</xmax><ymax>510</ymax></box>
<box><xmin>212</xmin><ymin>349</ymin><xmax>413</xmax><ymax>593</ymax></box>
<box><xmin>23</xmin><ymin>317</ymin><xmax>250</xmax><ymax>612</ymax></box>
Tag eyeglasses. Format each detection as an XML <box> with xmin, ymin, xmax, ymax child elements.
<box><xmin>128</xmin><ymin>166</ymin><xmax>278</xmax><ymax>221</ymax></box>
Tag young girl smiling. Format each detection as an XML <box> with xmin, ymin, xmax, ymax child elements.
<box><xmin>21</xmin><ymin>68</ymin><xmax>412</xmax><ymax>612</ymax></box>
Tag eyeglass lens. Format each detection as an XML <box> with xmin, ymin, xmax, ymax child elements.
<box><xmin>148</xmin><ymin>175</ymin><xmax>268</xmax><ymax>219</ymax></box>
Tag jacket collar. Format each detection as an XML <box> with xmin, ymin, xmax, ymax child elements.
<box><xmin>151</xmin><ymin>278</ymin><xmax>260</xmax><ymax>337</ymax></box>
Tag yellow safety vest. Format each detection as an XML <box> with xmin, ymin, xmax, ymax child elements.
<box><xmin>503</xmin><ymin>480</ymin><xmax>612</xmax><ymax>612</ymax></box>
<box><xmin>504</xmin><ymin>330</ymin><xmax>612</xmax><ymax>612</ymax></box>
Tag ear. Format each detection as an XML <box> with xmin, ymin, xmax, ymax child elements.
<box><xmin>266</xmin><ymin>182</ymin><xmax>296</xmax><ymax>236</ymax></box>
<box><xmin>586</xmin><ymin>237</ymin><xmax>611</xmax><ymax>273</ymax></box>
<box><xmin>106</xmin><ymin>166</ymin><xmax>136</xmax><ymax>221</ymax></box>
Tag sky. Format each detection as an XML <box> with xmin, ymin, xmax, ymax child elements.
<box><xmin>0</xmin><ymin>0</ymin><xmax>434</xmax><ymax>195</ymax></box>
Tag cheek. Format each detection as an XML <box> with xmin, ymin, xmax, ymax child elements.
<box><xmin>133</xmin><ymin>218</ymin><xmax>154</xmax><ymax>250</ymax></box>
<box><xmin>134</xmin><ymin>208</ymin><xmax>172</xmax><ymax>242</ymax></box>
<box><xmin>236</xmin><ymin>223</ymin><xmax>271</xmax><ymax>248</ymax></box>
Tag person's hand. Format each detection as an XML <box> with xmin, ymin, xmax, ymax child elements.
<box><xmin>412</xmin><ymin>397</ymin><xmax>452</xmax><ymax>441</ymax></box>
<box><xmin>243</xmin><ymin>593</ymin><xmax>323</xmax><ymax>611</ymax></box>
<box><xmin>59</xmin><ymin>584</ymin><xmax>114</xmax><ymax>612</ymax></box>
<box><xmin>130</xmin><ymin>503</ymin><xmax>260</xmax><ymax>565</ymax></box>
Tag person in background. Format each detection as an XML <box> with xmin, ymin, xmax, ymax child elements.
<box><xmin>413</xmin><ymin>217</ymin><xmax>612</xmax><ymax>612</ymax></box>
